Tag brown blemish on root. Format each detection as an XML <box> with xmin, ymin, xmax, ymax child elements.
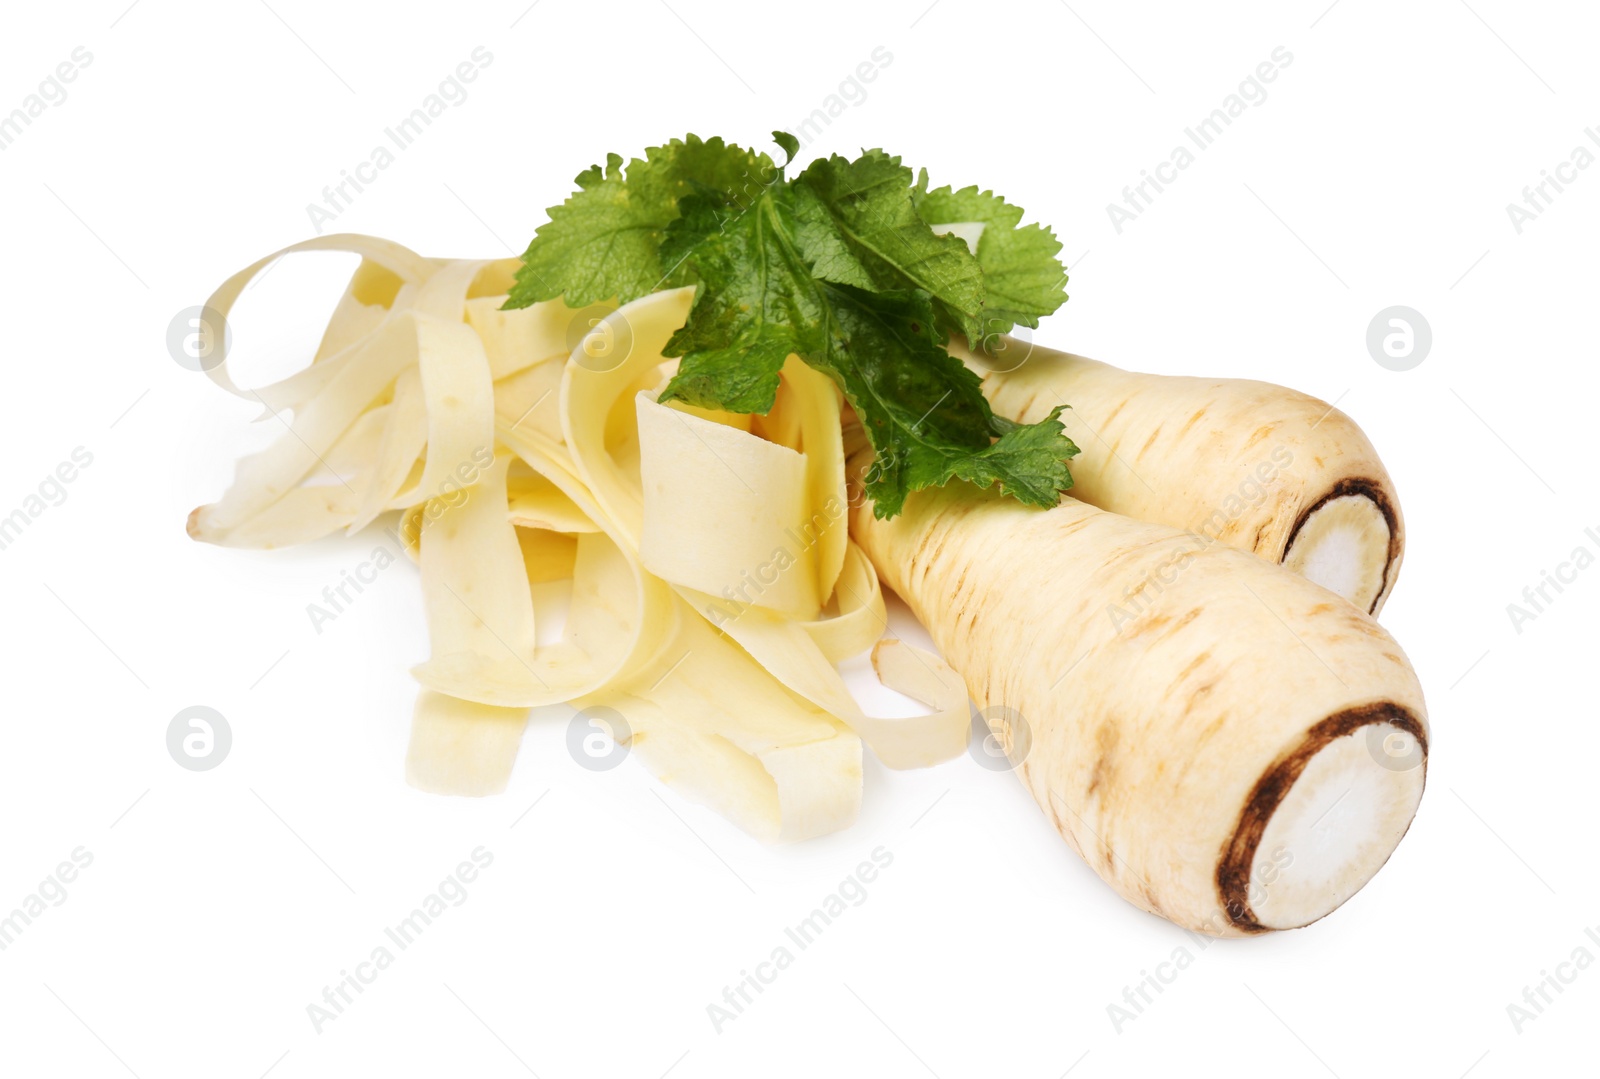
<box><xmin>1215</xmin><ymin>702</ymin><xmax>1427</xmax><ymax>933</ymax></box>
<box><xmin>1174</xmin><ymin>651</ymin><xmax>1213</xmax><ymax>683</ymax></box>
<box><xmin>1156</xmin><ymin>608</ymin><xmax>1202</xmax><ymax>641</ymax></box>
<box><xmin>1085</xmin><ymin>721</ymin><xmax>1120</xmax><ymax>799</ymax></box>
<box><xmin>1136</xmin><ymin>881</ymin><xmax>1168</xmax><ymax>920</ymax></box>
<box><xmin>1250</xmin><ymin>517</ymin><xmax>1274</xmax><ymax>557</ymax></box>
<box><xmin>1283</xmin><ymin>478</ymin><xmax>1401</xmax><ymax>615</ymax></box>
<box><xmin>1244</xmin><ymin>424</ymin><xmax>1276</xmax><ymax>450</ymax></box>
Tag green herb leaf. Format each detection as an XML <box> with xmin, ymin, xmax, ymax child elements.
<box><xmin>658</xmin><ymin>183</ymin><xmax>1074</xmax><ymax>517</ymax></box>
<box><xmin>509</xmin><ymin>133</ymin><xmax>1078</xmax><ymax>517</ymax></box>
<box><xmin>914</xmin><ymin>177</ymin><xmax>1068</xmax><ymax>344</ymax></box>
<box><xmin>503</xmin><ymin>136</ymin><xmax>775</xmax><ymax>310</ymax></box>
<box><xmin>792</xmin><ymin>151</ymin><xmax>987</xmax><ymax>346</ymax></box>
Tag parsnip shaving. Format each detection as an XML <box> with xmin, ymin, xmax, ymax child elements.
<box><xmin>349</xmin><ymin>366</ymin><xmax>427</xmax><ymax>533</ymax></box>
<box><xmin>870</xmin><ymin>639</ymin><xmax>967</xmax><ymax>714</ymax></box>
<box><xmin>507</xmin><ymin>462</ymin><xmax>598</xmax><ymax>534</ymax></box>
<box><xmin>406</xmin><ymin>690</ymin><xmax>529</xmax><ymax>797</ymax></box>
<box><xmin>413</xmin><ymin>452</ymin><xmax>541</xmax><ymax>707</ymax></box>
<box><xmin>518</xmin><ymin>528</ymin><xmax>579</xmax><ymax>585</ymax></box>
<box><xmin>186</xmin><ymin>485</ymin><xmax>360</xmax><ymax>550</ymax></box>
<box><xmin>414</xmin><ymin>312</ymin><xmax>495</xmax><ymax>498</ymax></box>
<box><xmin>637</xmin><ymin>394</ymin><xmax>820</xmax><ymax>619</ymax></box>
<box><xmin>189</xmin><ymin>238</ymin><xmax>978</xmax><ymax>842</ymax></box>
<box><xmin>464</xmin><ymin>295</ymin><xmax>584</xmax><ymax>380</ymax></box>
<box><xmin>493</xmin><ymin>359</ymin><xmax>566</xmax><ymax>445</ymax></box>
<box><xmin>783</xmin><ymin>357</ymin><xmax>849</xmax><ymax>604</ymax></box>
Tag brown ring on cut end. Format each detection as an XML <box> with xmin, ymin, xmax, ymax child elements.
<box><xmin>1215</xmin><ymin>703</ymin><xmax>1427</xmax><ymax>934</ymax></box>
<box><xmin>1282</xmin><ymin>478</ymin><xmax>1400</xmax><ymax>615</ymax></box>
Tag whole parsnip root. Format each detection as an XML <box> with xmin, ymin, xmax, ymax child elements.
<box><xmin>955</xmin><ymin>340</ymin><xmax>1405</xmax><ymax>616</ymax></box>
<box><xmin>851</xmin><ymin>471</ymin><xmax>1428</xmax><ymax>935</ymax></box>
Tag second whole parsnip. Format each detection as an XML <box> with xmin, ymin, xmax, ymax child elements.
<box><xmin>950</xmin><ymin>339</ymin><xmax>1405</xmax><ymax>617</ymax></box>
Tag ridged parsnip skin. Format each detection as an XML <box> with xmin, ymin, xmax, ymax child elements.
<box><xmin>958</xmin><ymin>341</ymin><xmax>1405</xmax><ymax>615</ymax></box>
<box><xmin>852</xmin><ymin>482</ymin><xmax>1428</xmax><ymax>935</ymax></box>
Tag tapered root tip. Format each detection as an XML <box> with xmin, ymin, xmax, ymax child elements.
<box><xmin>1282</xmin><ymin>482</ymin><xmax>1398</xmax><ymax>615</ymax></box>
<box><xmin>1218</xmin><ymin>704</ymin><xmax>1426</xmax><ymax>933</ymax></box>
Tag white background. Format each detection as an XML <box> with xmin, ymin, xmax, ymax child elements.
<box><xmin>1</xmin><ymin>1</ymin><xmax>1596</xmax><ymax>1076</ymax></box>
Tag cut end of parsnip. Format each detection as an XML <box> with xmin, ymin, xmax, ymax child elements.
<box><xmin>1219</xmin><ymin>705</ymin><xmax>1426</xmax><ymax>933</ymax></box>
<box><xmin>1281</xmin><ymin>486</ymin><xmax>1396</xmax><ymax>615</ymax></box>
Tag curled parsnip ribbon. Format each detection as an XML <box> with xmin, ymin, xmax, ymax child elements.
<box><xmin>189</xmin><ymin>237</ymin><xmax>973</xmax><ymax>841</ymax></box>
<box><xmin>564</xmin><ymin>292</ymin><xmax>971</xmax><ymax>772</ymax></box>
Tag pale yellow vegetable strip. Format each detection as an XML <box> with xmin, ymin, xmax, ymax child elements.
<box><xmin>565</xmin><ymin>533</ymin><xmax>649</xmax><ymax>678</ymax></box>
<box><xmin>405</xmin><ymin>690</ymin><xmax>529</xmax><ymax>797</ymax></box>
<box><xmin>187</xmin><ymin>484</ymin><xmax>361</xmax><ymax>550</ymax></box>
<box><xmin>518</xmin><ymin>529</ymin><xmax>578</xmax><ymax>584</ymax></box>
<box><xmin>753</xmin><ymin>375</ymin><xmax>802</xmax><ymax>450</ymax></box>
<box><xmin>194</xmin><ymin>312</ymin><xmax>421</xmax><ymax>535</ymax></box>
<box><xmin>600</xmin><ymin>595</ymin><xmax>861</xmax><ymax>843</ymax></box>
<box><xmin>398</xmin><ymin>502</ymin><xmax>425</xmax><ymax>562</ymax></box>
<box><xmin>507</xmin><ymin>463</ymin><xmax>599</xmax><ymax>534</ymax></box>
<box><xmin>321</xmin><ymin>403</ymin><xmax>390</xmax><ymax>480</ymax></box>
<box><xmin>270</xmin><ymin>272</ymin><xmax>422</xmax><ymax>415</ymax></box>
<box><xmin>307</xmin><ymin>257</ymin><xmax>477</xmax><ymax>461</ymax></box>
<box><xmin>412</xmin><ymin>258</ymin><xmax>486</xmax><ymax>321</ymax></box>
<box><xmin>493</xmin><ymin>359</ymin><xmax>566</xmax><ymax>445</ymax></box>
<box><xmin>414</xmin><ymin>312</ymin><xmax>496</xmax><ymax>498</ymax></box>
<box><xmin>348</xmin><ymin>365</ymin><xmax>428</xmax><ymax>535</ymax></box>
<box><xmin>315</xmin><ymin>260</ymin><xmax>403</xmax><ymax>361</ymax></box>
<box><xmin>870</xmin><ymin>639</ymin><xmax>967</xmax><ymax>714</ymax></box>
<box><xmin>464</xmin><ymin>295</ymin><xmax>584</xmax><ymax>381</ymax></box>
<box><xmin>412</xmin><ymin>452</ymin><xmax>543</xmax><ymax>706</ymax></box>
<box><xmin>799</xmin><ymin>543</ymin><xmax>889</xmax><ymax>664</ymax></box>
<box><xmin>201</xmin><ymin>233</ymin><xmax>432</xmax><ymax>404</ymax></box>
<box><xmin>595</xmin><ymin>691</ymin><xmax>790</xmax><ymax>840</ymax></box>
<box><xmin>637</xmin><ymin>393</ymin><xmax>820</xmax><ymax>619</ymax></box>
<box><xmin>561</xmin><ymin>287</ymin><xmax>698</xmax><ymax>549</ymax></box>
<box><xmin>607</xmin><ymin>686</ymin><xmax>862</xmax><ymax>844</ymax></box>
<box><xmin>782</xmin><ymin>356</ymin><xmax>849</xmax><ymax>603</ymax></box>
<box><xmin>414</xmin><ymin>421</ymin><xmax>679</xmax><ymax>708</ymax></box>
<box><xmin>672</xmin><ymin>400</ymin><xmax>755</xmax><ymax>433</ymax></box>
<box><xmin>468</xmin><ymin>258</ymin><xmax>521</xmax><ymax>299</ymax></box>
<box><xmin>675</xmin><ymin>585</ymin><xmax>968</xmax><ymax>769</ymax></box>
